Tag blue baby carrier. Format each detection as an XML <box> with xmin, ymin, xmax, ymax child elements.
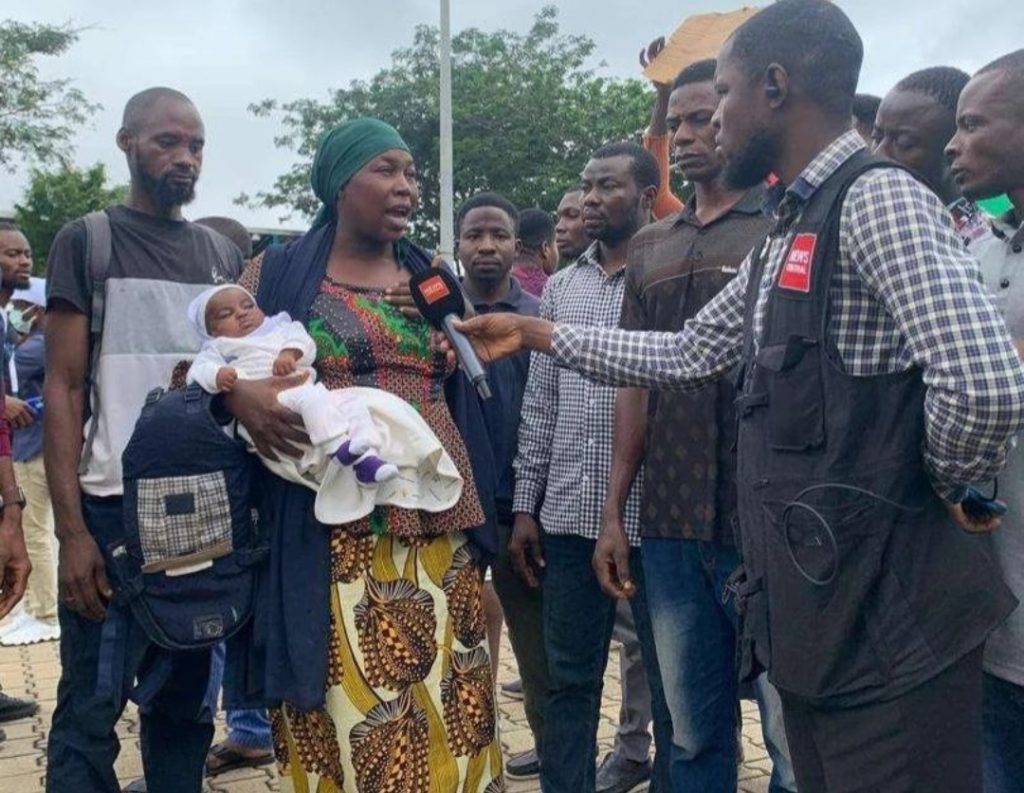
<box><xmin>111</xmin><ymin>384</ymin><xmax>266</xmax><ymax>651</ymax></box>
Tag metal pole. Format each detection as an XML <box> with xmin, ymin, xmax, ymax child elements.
<box><xmin>438</xmin><ymin>0</ymin><xmax>455</xmax><ymax>263</ymax></box>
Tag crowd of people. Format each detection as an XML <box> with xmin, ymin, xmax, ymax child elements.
<box><xmin>0</xmin><ymin>0</ymin><xmax>1021</xmax><ymax>792</ymax></box>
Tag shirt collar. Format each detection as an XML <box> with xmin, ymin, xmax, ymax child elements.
<box><xmin>735</xmin><ymin>185</ymin><xmax>768</xmax><ymax>214</ymax></box>
<box><xmin>763</xmin><ymin>129</ymin><xmax>866</xmax><ymax>223</ymax></box>
<box><xmin>463</xmin><ymin>273</ymin><xmax>529</xmax><ymax>312</ymax></box>
<box><xmin>576</xmin><ymin>240</ymin><xmax>627</xmax><ymax>280</ymax></box>
<box><xmin>673</xmin><ymin>185</ymin><xmax>766</xmax><ymax>228</ymax></box>
<box><xmin>789</xmin><ymin>129</ymin><xmax>866</xmax><ymax>200</ymax></box>
<box><xmin>577</xmin><ymin>240</ymin><xmax>602</xmax><ymax>268</ymax></box>
<box><xmin>991</xmin><ymin>208</ymin><xmax>1024</xmax><ymax>251</ymax></box>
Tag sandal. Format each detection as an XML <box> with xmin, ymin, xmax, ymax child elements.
<box><xmin>205</xmin><ymin>741</ymin><xmax>275</xmax><ymax>777</ymax></box>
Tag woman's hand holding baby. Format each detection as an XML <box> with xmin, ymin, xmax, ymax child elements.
<box><xmin>223</xmin><ymin>373</ymin><xmax>311</xmax><ymax>460</ymax></box>
<box><xmin>216</xmin><ymin>366</ymin><xmax>239</xmax><ymax>392</ymax></box>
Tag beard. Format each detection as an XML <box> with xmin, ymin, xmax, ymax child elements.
<box><xmin>468</xmin><ymin>264</ymin><xmax>510</xmax><ymax>292</ymax></box>
<box><xmin>722</xmin><ymin>127</ymin><xmax>780</xmax><ymax>191</ymax></box>
<box><xmin>591</xmin><ymin>214</ymin><xmax>642</xmax><ymax>247</ymax></box>
<box><xmin>133</xmin><ymin>154</ymin><xmax>197</xmax><ymax>209</ymax></box>
<box><xmin>1</xmin><ymin>266</ymin><xmax>30</xmax><ymax>291</ymax></box>
<box><xmin>560</xmin><ymin>246</ymin><xmax>587</xmax><ymax>263</ymax></box>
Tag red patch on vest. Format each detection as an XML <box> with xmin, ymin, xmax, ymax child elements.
<box><xmin>778</xmin><ymin>233</ymin><xmax>817</xmax><ymax>293</ymax></box>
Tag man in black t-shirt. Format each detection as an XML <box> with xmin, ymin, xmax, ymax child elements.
<box><xmin>44</xmin><ymin>88</ymin><xmax>242</xmax><ymax>793</ymax></box>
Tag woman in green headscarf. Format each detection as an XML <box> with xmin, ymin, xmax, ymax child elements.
<box><xmin>229</xmin><ymin>118</ymin><xmax>503</xmax><ymax>793</ymax></box>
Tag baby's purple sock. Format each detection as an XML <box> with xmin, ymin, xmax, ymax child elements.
<box><xmin>334</xmin><ymin>439</ymin><xmax>361</xmax><ymax>466</ymax></box>
<box><xmin>353</xmin><ymin>455</ymin><xmax>398</xmax><ymax>484</ymax></box>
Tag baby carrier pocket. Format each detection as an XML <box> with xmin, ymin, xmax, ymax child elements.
<box><xmin>118</xmin><ymin>385</ymin><xmax>266</xmax><ymax>651</ymax></box>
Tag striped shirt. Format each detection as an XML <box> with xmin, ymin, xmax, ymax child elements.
<box><xmin>47</xmin><ymin>205</ymin><xmax>242</xmax><ymax>496</ymax></box>
<box><xmin>513</xmin><ymin>243</ymin><xmax>644</xmax><ymax>545</ymax></box>
<box><xmin>551</xmin><ymin>131</ymin><xmax>1024</xmax><ymax>500</ymax></box>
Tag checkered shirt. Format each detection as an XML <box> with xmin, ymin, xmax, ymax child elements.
<box><xmin>551</xmin><ymin>131</ymin><xmax>1024</xmax><ymax>500</ymax></box>
<box><xmin>513</xmin><ymin>243</ymin><xmax>644</xmax><ymax>545</ymax></box>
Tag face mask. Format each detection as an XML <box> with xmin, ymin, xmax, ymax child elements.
<box><xmin>6</xmin><ymin>306</ymin><xmax>34</xmax><ymax>335</ymax></box>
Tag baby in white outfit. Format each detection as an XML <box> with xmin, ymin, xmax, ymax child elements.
<box><xmin>185</xmin><ymin>285</ymin><xmax>464</xmax><ymax>524</ymax></box>
<box><xmin>188</xmin><ymin>284</ymin><xmax>398</xmax><ymax>484</ymax></box>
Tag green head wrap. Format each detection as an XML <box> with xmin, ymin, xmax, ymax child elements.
<box><xmin>310</xmin><ymin>117</ymin><xmax>410</xmax><ymax>228</ymax></box>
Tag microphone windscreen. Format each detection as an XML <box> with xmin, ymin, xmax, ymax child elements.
<box><xmin>408</xmin><ymin>268</ymin><xmax>467</xmax><ymax>329</ymax></box>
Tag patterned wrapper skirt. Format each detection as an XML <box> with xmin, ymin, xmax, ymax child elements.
<box><xmin>270</xmin><ymin>530</ymin><xmax>505</xmax><ymax>793</ymax></box>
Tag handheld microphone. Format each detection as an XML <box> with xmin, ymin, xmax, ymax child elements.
<box><xmin>408</xmin><ymin>267</ymin><xmax>493</xmax><ymax>400</ymax></box>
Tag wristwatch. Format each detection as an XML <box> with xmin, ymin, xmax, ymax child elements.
<box><xmin>0</xmin><ymin>488</ymin><xmax>27</xmax><ymax>511</ymax></box>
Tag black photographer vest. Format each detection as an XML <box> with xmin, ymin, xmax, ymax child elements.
<box><xmin>733</xmin><ymin>151</ymin><xmax>1016</xmax><ymax>706</ymax></box>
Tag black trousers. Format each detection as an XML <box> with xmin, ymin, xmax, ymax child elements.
<box><xmin>780</xmin><ymin>646</ymin><xmax>984</xmax><ymax>793</ymax></box>
<box><xmin>490</xmin><ymin>520</ymin><xmax>549</xmax><ymax>748</ymax></box>
<box><xmin>47</xmin><ymin>497</ymin><xmax>215</xmax><ymax>793</ymax></box>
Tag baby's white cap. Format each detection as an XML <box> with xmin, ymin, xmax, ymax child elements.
<box><xmin>186</xmin><ymin>284</ymin><xmax>255</xmax><ymax>339</ymax></box>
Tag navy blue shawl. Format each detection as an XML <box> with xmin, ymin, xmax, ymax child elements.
<box><xmin>224</xmin><ymin>223</ymin><xmax>497</xmax><ymax>712</ymax></box>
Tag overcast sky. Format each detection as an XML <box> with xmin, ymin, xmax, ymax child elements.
<box><xmin>3</xmin><ymin>0</ymin><xmax>1019</xmax><ymax>230</ymax></box>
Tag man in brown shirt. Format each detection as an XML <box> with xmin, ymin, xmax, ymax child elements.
<box><xmin>594</xmin><ymin>59</ymin><xmax>796</xmax><ymax>793</ymax></box>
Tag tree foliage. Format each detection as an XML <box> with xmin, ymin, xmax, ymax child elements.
<box><xmin>0</xmin><ymin>20</ymin><xmax>98</xmax><ymax>170</ymax></box>
<box><xmin>239</xmin><ymin>6</ymin><xmax>652</xmax><ymax>245</ymax></box>
<box><xmin>15</xmin><ymin>163</ymin><xmax>126</xmax><ymax>273</ymax></box>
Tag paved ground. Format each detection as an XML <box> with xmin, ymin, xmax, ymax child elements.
<box><xmin>0</xmin><ymin>631</ymin><xmax>775</xmax><ymax>792</ymax></box>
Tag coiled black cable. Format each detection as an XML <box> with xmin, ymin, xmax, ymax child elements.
<box><xmin>778</xmin><ymin>483</ymin><xmax>924</xmax><ymax>587</ymax></box>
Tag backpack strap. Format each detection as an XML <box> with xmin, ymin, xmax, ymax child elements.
<box><xmin>79</xmin><ymin>210</ymin><xmax>113</xmax><ymax>476</ymax></box>
<box><xmin>196</xmin><ymin>224</ymin><xmax>244</xmax><ymax>282</ymax></box>
<box><xmin>94</xmin><ymin>600</ymin><xmax>131</xmax><ymax>701</ymax></box>
<box><xmin>77</xmin><ymin>216</ymin><xmax>240</xmax><ymax>477</ymax></box>
<box><xmin>184</xmin><ymin>382</ymin><xmax>206</xmax><ymax>414</ymax></box>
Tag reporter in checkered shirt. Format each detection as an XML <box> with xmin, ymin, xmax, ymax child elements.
<box><xmin>468</xmin><ymin>127</ymin><xmax>1024</xmax><ymax>534</ymax></box>
<box><xmin>453</xmin><ymin>3</ymin><xmax>1024</xmax><ymax>791</ymax></box>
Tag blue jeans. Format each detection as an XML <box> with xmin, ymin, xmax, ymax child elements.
<box><xmin>46</xmin><ymin>497</ymin><xmax>216</xmax><ymax>793</ymax></box>
<box><xmin>540</xmin><ymin>533</ymin><xmax>672</xmax><ymax>793</ymax></box>
<box><xmin>210</xmin><ymin>642</ymin><xmax>273</xmax><ymax>750</ymax></box>
<box><xmin>611</xmin><ymin>598</ymin><xmax>656</xmax><ymax>764</ymax></box>
<box><xmin>983</xmin><ymin>672</ymin><xmax>1024</xmax><ymax>792</ymax></box>
<box><xmin>227</xmin><ymin>709</ymin><xmax>273</xmax><ymax>750</ymax></box>
<box><xmin>642</xmin><ymin>537</ymin><xmax>797</xmax><ymax>793</ymax></box>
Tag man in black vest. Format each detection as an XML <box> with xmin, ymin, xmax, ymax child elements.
<box><xmin>449</xmin><ymin>2</ymin><xmax>1024</xmax><ymax>790</ymax></box>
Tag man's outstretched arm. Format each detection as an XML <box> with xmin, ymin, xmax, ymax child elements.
<box><xmin>455</xmin><ymin>254</ymin><xmax>751</xmax><ymax>392</ymax></box>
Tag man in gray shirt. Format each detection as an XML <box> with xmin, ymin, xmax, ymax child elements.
<box><xmin>44</xmin><ymin>88</ymin><xmax>242</xmax><ymax>793</ymax></box>
<box><xmin>947</xmin><ymin>48</ymin><xmax>1024</xmax><ymax>793</ymax></box>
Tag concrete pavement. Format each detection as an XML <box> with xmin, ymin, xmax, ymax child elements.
<box><xmin>0</xmin><ymin>631</ymin><xmax>775</xmax><ymax>792</ymax></box>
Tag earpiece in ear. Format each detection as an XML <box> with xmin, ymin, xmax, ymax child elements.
<box><xmin>766</xmin><ymin>86</ymin><xmax>781</xmax><ymax>98</ymax></box>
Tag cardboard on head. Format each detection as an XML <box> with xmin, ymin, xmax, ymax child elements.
<box><xmin>643</xmin><ymin>7</ymin><xmax>762</xmax><ymax>85</ymax></box>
